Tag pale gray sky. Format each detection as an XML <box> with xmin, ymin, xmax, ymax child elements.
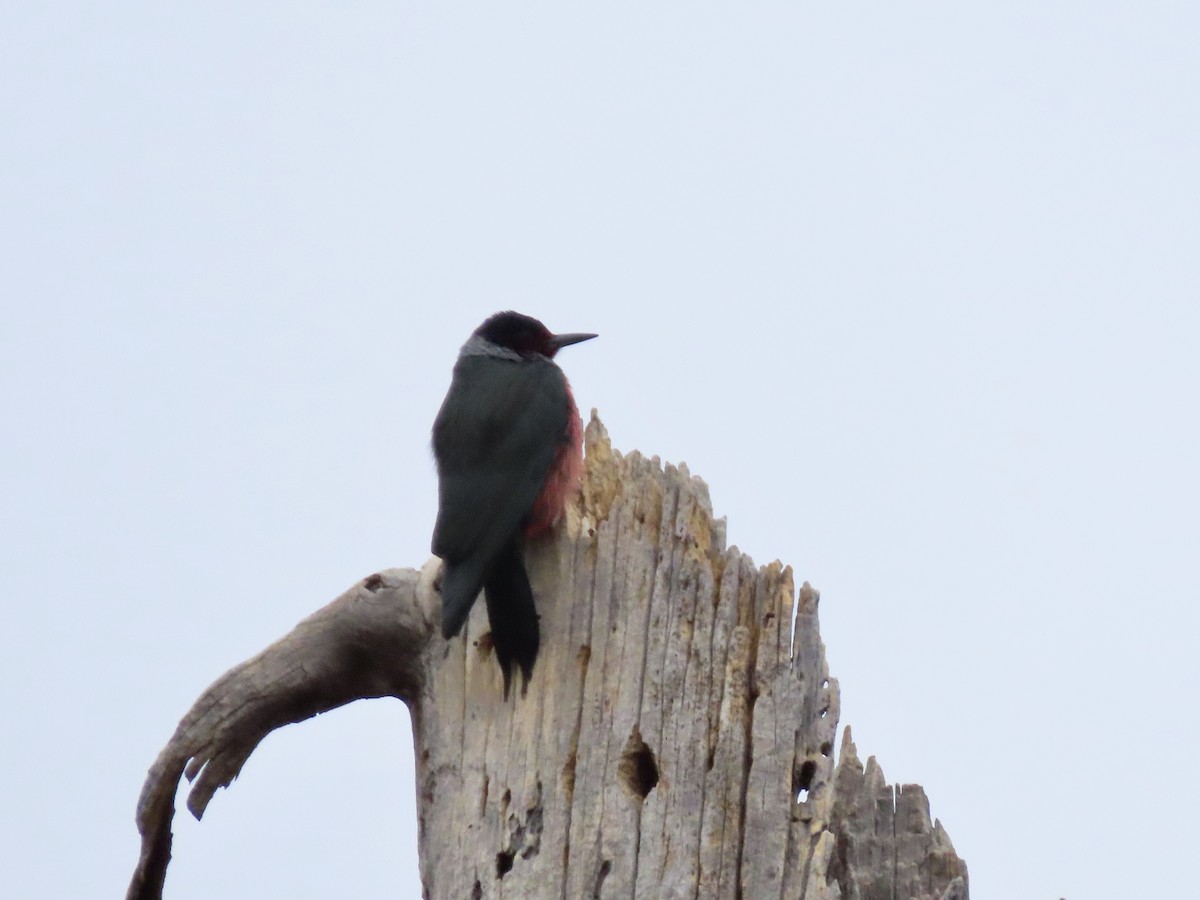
<box><xmin>3</xmin><ymin>3</ymin><xmax>1197</xmax><ymax>898</ymax></box>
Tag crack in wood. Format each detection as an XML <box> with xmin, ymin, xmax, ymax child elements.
<box><xmin>125</xmin><ymin>415</ymin><xmax>969</xmax><ymax>900</ymax></box>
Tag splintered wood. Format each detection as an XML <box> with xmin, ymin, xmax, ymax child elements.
<box><xmin>126</xmin><ymin>412</ymin><xmax>968</xmax><ymax>900</ymax></box>
<box><xmin>413</xmin><ymin>413</ymin><xmax>967</xmax><ymax>899</ymax></box>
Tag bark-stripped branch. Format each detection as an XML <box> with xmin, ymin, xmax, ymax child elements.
<box><xmin>126</xmin><ymin>566</ymin><xmax>437</xmax><ymax>900</ymax></box>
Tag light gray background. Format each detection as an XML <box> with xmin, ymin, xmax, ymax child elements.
<box><xmin>3</xmin><ymin>3</ymin><xmax>1197</xmax><ymax>898</ymax></box>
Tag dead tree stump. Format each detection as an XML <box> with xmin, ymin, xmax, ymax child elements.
<box><xmin>127</xmin><ymin>413</ymin><xmax>968</xmax><ymax>900</ymax></box>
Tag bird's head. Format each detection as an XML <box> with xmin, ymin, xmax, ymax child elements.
<box><xmin>474</xmin><ymin>311</ymin><xmax>597</xmax><ymax>360</ymax></box>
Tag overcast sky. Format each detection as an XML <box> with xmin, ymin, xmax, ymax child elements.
<box><xmin>3</xmin><ymin>3</ymin><xmax>1197</xmax><ymax>898</ymax></box>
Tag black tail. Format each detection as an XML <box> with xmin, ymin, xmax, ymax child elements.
<box><xmin>440</xmin><ymin>558</ymin><xmax>486</xmax><ymax>640</ymax></box>
<box><xmin>483</xmin><ymin>534</ymin><xmax>540</xmax><ymax>699</ymax></box>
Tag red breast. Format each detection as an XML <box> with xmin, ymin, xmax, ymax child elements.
<box><xmin>524</xmin><ymin>387</ymin><xmax>583</xmax><ymax>537</ymax></box>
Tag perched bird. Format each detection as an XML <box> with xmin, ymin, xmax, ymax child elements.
<box><xmin>432</xmin><ymin>311</ymin><xmax>596</xmax><ymax>697</ymax></box>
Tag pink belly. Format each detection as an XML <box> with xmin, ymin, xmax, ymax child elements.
<box><xmin>524</xmin><ymin>406</ymin><xmax>583</xmax><ymax>537</ymax></box>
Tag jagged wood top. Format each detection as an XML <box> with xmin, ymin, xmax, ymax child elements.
<box><xmin>126</xmin><ymin>412</ymin><xmax>967</xmax><ymax>900</ymax></box>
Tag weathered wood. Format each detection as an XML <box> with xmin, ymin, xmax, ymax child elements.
<box><xmin>126</xmin><ymin>568</ymin><xmax>433</xmax><ymax>900</ymax></box>
<box><xmin>126</xmin><ymin>413</ymin><xmax>969</xmax><ymax>900</ymax></box>
<box><xmin>825</xmin><ymin>730</ymin><xmax>969</xmax><ymax>900</ymax></box>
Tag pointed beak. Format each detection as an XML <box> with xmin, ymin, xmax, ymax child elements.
<box><xmin>549</xmin><ymin>332</ymin><xmax>598</xmax><ymax>350</ymax></box>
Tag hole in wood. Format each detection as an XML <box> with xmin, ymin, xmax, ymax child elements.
<box><xmin>794</xmin><ymin>759</ymin><xmax>817</xmax><ymax>802</ymax></box>
<box><xmin>618</xmin><ymin>728</ymin><xmax>659</xmax><ymax>800</ymax></box>
<box><xmin>477</xmin><ymin>632</ymin><xmax>495</xmax><ymax>656</ymax></box>
<box><xmin>592</xmin><ymin>859</ymin><xmax>612</xmax><ymax>898</ymax></box>
<box><xmin>496</xmin><ymin>850</ymin><xmax>514</xmax><ymax>878</ymax></box>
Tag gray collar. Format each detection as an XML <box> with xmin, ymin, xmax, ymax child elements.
<box><xmin>459</xmin><ymin>334</ymin><xmax>531</xmax><ymax>362</ymax></box>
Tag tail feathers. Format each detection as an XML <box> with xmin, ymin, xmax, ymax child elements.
<box><xmin>440</xmin><ymin>562</ymin><xmax>485</xmax><ymax>639</ymax></box>
<box><xmin>483</xmin><ymin>538</ymin><xmax>540</xmax><ymax>699</ymax></box>
<box><xmin>439</xmin><ymin>538</ymin><xmax>540</xmax><ymax>698</ymax></box>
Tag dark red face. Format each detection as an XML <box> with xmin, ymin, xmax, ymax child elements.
<box><xmin>475</xmin><ymin>311</ymin><xmax>559</xmax><ymax>358</ymax></box>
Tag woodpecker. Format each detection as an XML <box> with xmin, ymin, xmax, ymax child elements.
<box><xmin>432</xmin><ymin>311</ymin><xmax>596</xmax><ymax>697</ymax></box>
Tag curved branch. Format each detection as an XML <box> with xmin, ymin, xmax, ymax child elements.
<box><xmin>126</xmin><ymin>564</ymin><xmax>437</xmax><ymax>900</ymax></box>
